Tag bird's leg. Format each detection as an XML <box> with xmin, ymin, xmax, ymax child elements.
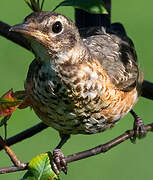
<box><xmin>130</xmin><ymin>109</ymin><xmax>147</xmax><ymax>143</ymax></box>
<box><xmin>52</xmin><ymin>134</ymin><xmax>70</xmax><ymax>175</ymax></box>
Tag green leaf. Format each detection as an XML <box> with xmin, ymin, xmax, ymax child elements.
<box><xmin>53</xmin><ymin>0</ymin><xmax>108</xmax><ymax>14</ymax></box>
<box><xmin>22</xmin><ymin>152</ymin><xmax>59</xmax><ymax>180</ymax></box>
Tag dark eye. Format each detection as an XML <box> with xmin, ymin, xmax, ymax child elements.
<box><xmin>52</xmin><ymin>21</ymin><xmax>62</xmax><ymax>33</ymax></box>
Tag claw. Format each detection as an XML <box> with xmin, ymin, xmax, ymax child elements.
<box><xmin>51</xmin><ymin>149</ymin><xmax>67</xmax><ymax>175</ymax></box>
<box><xmin>130</xmin><ymin>110</ymin><xmax>147</xmax><ymax>143</ymax></box>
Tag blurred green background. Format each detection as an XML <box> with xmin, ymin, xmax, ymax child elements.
<box><xmin>0</xmin><ymin>0</ymin><xmax>153</xmax><ymax>179</ymax></box>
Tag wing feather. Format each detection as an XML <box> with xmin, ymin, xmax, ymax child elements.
<box><xmin>80</xmin><ymin>23</ymin><xmax>139</xmax><ymax>91</ymax></box>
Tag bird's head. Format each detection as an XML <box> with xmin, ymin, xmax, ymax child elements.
<box><xmin>10</xmin><ymin>11</ymin><xmax>81</xmax><ymax>62</ymax></box>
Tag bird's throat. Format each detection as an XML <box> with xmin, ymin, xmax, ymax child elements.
<box><xmin>31</xmin><ymin>40</ymin><xmax>51</xmax><ymax>63</ymax></box>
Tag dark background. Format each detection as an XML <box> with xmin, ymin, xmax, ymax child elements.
<box><xmin>0</xmin><ymin>0</ymin><xmax>153</xmax><ymax>179</ymax></box>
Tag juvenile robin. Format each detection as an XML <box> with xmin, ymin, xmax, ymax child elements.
<box><xmin>10</xmin><ymin>11</ymin><xmax>146</xmax><ymax>174</ymax></box>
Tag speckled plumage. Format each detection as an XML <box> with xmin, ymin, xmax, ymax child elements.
<box><xmin>12</xmin><ymin>11</ymin><xmax>142</xmax><ymax>135</ymax></box>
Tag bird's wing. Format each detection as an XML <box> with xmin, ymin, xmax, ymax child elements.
<box><xmin>81</xmin><ymin>23</ymin><xmax>140</xmax><ymax>92</ymax></box>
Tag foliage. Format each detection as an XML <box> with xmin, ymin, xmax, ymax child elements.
<box><xmin>25</xmin><ymin>0</ymin><xmax>108</xmax><ymax>14</ymax></box>
<box><xmin>22</xmin><ymin>153</ymin><xmax>59</xmax><ymax>180</ymax></box>
<box><xmin>0</xmin><ymin>89</ymin><xmax>23</xmax><ymax>118</ymax></box>
<box><xmin>24</xmin><ymin>0</ymin><xmax>45</xmax><ymax>11</ymax></box>
<box><xmin>53</xmin><ymin>0</ymin><xmax>108</xmax><ymax>14</ymax></box>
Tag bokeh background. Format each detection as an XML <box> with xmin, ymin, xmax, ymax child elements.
<box><xmin>0</xmin><ymin>0</ymin><xmax>153</xmax><ymax>179</ymax></box>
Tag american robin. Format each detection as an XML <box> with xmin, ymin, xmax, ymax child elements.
<box><xmin>10</xmin><ymin>11</ymin><xmax>146</xmax><ymax>174</ymax></box>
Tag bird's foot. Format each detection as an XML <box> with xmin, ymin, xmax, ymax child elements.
<box><xmin>51</xmin><ymin>149</ymin><xmax>67</xmax><ymax>175</ymax></box>
<box><xmin>130</xmin><ymin>110</ymin><xmax>147</xmax><ymax>143</ymax></box>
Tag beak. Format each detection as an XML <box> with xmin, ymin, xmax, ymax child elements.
<box><xmin>10</xmin><ymin>23</ymin><xmax>30</xmax><ymax>32</ymax></box>
<box><xmin>10</xmin><ymin>23</ymin><xmax>48</xmax><ymax>40</ymax></box>
<box><xmin>10</xmin><ymin>23</ymin><xmax>36</xmax><ymax>36</ymax></box>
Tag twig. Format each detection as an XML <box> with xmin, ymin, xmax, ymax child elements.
<box><xmin>0</xmin><ymin>123</ymin><xmax>48</xmax><ymax>151</ymax></box>
<box><xmin>0</xmin><ymin>122</ymin><xmax>153</xmax><ymax>174</ymax></box>
<box><xmin>0</xmin><ymin>165</ymin><xmax>27</xmax><ymax>174</ymax></box>
<box><xmin>0</xmin><ymin>136</ymin><xmax>27</xmax><ymax>168</ymax></box>
<box><xmin>65</xmin><ymin>123</ymin><xmax>153</xmax><ymax>163</ymax></box>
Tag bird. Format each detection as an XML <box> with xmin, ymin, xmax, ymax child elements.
<box><xmin>10</xmin><ymin>11</ymin><xmax>146</xmax><ymax>174</ymax></box>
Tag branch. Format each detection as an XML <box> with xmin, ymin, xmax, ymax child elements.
<box><xmin>0</xmin><ymin>166</ymin><xmax>27</xmax><ymax>174</ymax></box>
<box><xmin>0</xmin><ymin>122</ymin><xmax>153</xmax><ymax>174</ymax></box>
<box><xmin>0</xmin><ymin>123</ymin><xmax>48</xmax><ymax>151</ymax></box>
<box><xmin>0</xmin><ymin>20</ymin><xmax>30</xmax><ymax>51</ymax></box>
<box><xmin>65</xmin><ymin>123</ymin><xmax>153</xmax><ymax>163</ymax></box>
<box><xmin>141</xmin><ymin>80</ymin><xmax>153</xmax><ymax>100</ymax></box>
<box><xmin>0</xmin><ymin>136</ymin><xmax>27</xmax><ymax>168</ymax></box>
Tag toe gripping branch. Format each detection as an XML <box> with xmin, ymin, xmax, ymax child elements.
<box><xmin>130</xmin><ymin>109</ymin><xmax>147</xmax><ymax>143</ymax></box>
<box><xmin>51</xmin><ymin>134</ymin><xmax>70</xmax><ymax>175</ymax></box>
<box><xmin>52</xmin><ymin>149</ymin><xmax>67</xmax><ymax>175</ymax></box>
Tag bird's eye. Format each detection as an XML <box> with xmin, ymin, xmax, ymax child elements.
<box><xmin>52</xmin><ymin>21</ymin><xmax>62</xmax><ymax>33</ymax></box>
